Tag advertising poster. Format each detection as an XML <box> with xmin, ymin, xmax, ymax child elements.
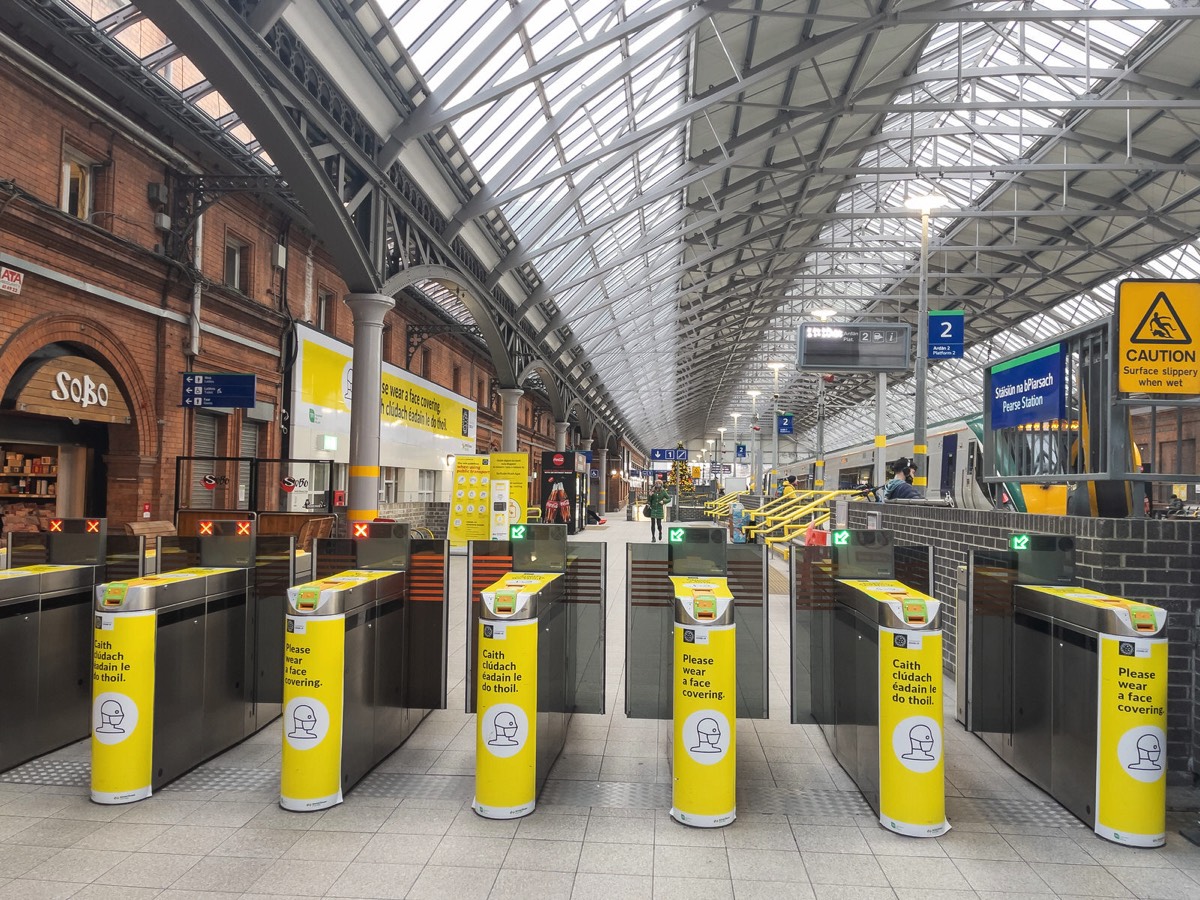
<box><xmin>448</xmin><ymin>455</ymin><xmax>491</xmax><ymax>546</ymax></box>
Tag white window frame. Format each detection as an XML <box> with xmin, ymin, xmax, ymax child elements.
<box><xmin>61</xmin><ymin>149</ymin><xmax>96</xmax><ymax>220</ymax></box>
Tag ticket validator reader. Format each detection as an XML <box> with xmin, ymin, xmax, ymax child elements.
<box><xmin>474</xmin><ymin>523</ymin><xmax>567</xmax><ymax>819</ymax></box>
<box><xmin>668</xmin><ymin>524</ymin><xmax>737</xmax><ymax>828</ymax></box>
<box><xmin>965</xmin><ymin>533</ymin><xmax>1168</xmax><ymax>846</ymax></box>
<box><xmin>808</xmin><ymin>529</ymin><xmax>948</xmax><ymax>837</ymax></box>
<box><xmin>91</xmin><ymin>518</ymin><xmax>277</xmax><ymax>804</ymax></box>
<box><xmin>281</xmin><ymin>522</ymin><xmax>448</xmax><ymax>811</ymax></box>
<box><xmin>0</xmin><ymin>518</ymin><xmax>110</xmax><ymax>772</ymax></box>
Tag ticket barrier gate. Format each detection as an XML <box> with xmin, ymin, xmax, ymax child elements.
<box><xmin>963</xmin><ymin>534</ymin><xmax>1168</xmax><ymax>846</ymax></box>
<box><xmin>280</xmin><ymin>522</ymin><xmax>449</xmax><ymax>811</ymax></box>
<box><xmin>624</xmin><ymin>524</ymin><xmax>771</xmax><ymax>826</ymax></box>
<box><xmin>797</xmin><ymin>529</ymin><xmax>948</xmax><ymax>837</ymax></box>
<box><xmin>91</xmin><ymin>519</ymin><xmax>291</xmax><ymax>803</ymax></box>
<box><xmin>468</xmin><ymin>524</ymin><xmax>606</xmax><ymax>819</ymax></box>
<box><xmin>0</xmin><ymin>519</ymin><xmax>121</xmax><ymax>772</ymax></box>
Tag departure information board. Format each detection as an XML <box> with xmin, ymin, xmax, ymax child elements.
<box><xmin>797</xmin><ymin>323</ymin><xmax>912</xmax><ymax>372</ymax></box>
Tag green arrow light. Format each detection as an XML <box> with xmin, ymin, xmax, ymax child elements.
<box><xmin>1010</xmin><ymin>533</ymin><xmax>1030</xmax><ymax>551</ymax></box>
<box><xmin>510</xmin><ymin>525</ymin><xmax>527</xmax><ymax>540</ymax></box>
<box><xmin>668</xmin><ymin>528</ymin><xmax>686</xmax><ymax>543</ymax></box>
<box><xmin>832</xmin><ymin>530</ymin><xmax>851</xmax><ymax>546</ymax></box>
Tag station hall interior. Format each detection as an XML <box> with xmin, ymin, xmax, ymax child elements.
<box><xmin>4</xmin><ymin>0</ymin><xmax>1200</xmax><ymax>898</ymax></box>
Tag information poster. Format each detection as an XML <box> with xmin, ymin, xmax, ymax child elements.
<box><xmin>280</xmin><ymin>615</ymin><xmax>346</xmax><ymax>811</ymax></box>
<box><xmin>448</xmin><ymin>455</ymin><xmax>491</xmax><ymax>546</ymax></box>
<box><xmin>490</xmin><ymin>453</ymin><xmax>529</xmax><ymax>524</ymax></box>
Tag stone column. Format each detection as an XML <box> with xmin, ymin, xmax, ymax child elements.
<box><xmin>345</xmin><ymin>293</ymin><xmax>394</xmax><ymax>522</ymax></box>
<box><xmin>595</xmin><ymin>447</ymin><xmax>608</xmax><ymax>513</ymax></box>
<box><xmin>499</xmin><ymin>388</ymin><xmax>523</xmax><ymax>453</ymax></box>
<box><xmin>554</xmin><ymin>420</ymin><xmax>570</xmax><ymax>452</ymax></box>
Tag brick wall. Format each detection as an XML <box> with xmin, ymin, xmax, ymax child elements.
<box><xmin>846</xmin><ymin>505</ymin><xmax>1200</xmax><ymax>783</ymax></box>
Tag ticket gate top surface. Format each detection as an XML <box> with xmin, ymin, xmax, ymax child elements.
<box><xmin>287</xmin><ymin>569</ymin><xmax>404</xmax><ymax>616</ymax></box>
<box><xmin>838</xmin><ymin>578</ymin><xmax>940</xmax><ymax>630</ymax></box>
<box><xmin>480</xmin><ymin>571</ymin><xmax>562</xmax><ymax>619</ymax></box>
<box><xmin>96</xmin><ymin>567</ymin><xmax>244</xmax><ymax>611</ymax></box>
<box><xmin>1019</xmin><ymin>585</ymin><xmax>1166</xmax><ymax>637</ymax></box>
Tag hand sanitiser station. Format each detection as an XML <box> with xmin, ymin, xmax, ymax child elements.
<box><xmin>802</xmin><ymin>529</ymin><xmax>949</xmax><ymax>837</ymax></box>
<box><xmin>964</xmin><ymin>533</ymin><xmax>1168</xmax><ymax>846</ymax></box>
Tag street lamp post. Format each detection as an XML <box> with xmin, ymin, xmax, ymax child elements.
<box><xmin>731</xmin><ymin>413</ymin><xmax>741</xmax><ymax>480</ymax></box>
<box><xmin>717</xmin><ymin>427</ymin><xmax>727</xmax><ymax>489</ymax></box>
<box><xmin>768</xmin><ymin>361</ymin><xmax>785</xmax><ymax>492</ymax></box>
<box><xmin>905</xmin><ymin>191</ymin><xmax>947</xmax><ymax>494</ymax></box>
<box><xmin>748</xmin><ymin>390</ymin><xmax>762</xmax><ymax>501</ymax></box>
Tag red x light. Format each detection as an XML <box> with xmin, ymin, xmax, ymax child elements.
<box><xmin>199</xmin><ymin>521</ymin><xmax>214</xmax><ymax>535</ymax></box>
<box><xmin>48</xmin><ymin>519</ymin><xmax>64</xmax><ymax>532</ymax></box>
<box><xmin>353</xmin><ymin>522</ymin><xmax>371</xmax><ymax>539</ymax></box>
<box><xmin>86</xmin><ymin>520</ymin><xmax>101</xmax><ymax>533</ymax></box>
<box><xmin>236</xmin><ymin>521</ymin><xmax>252</xmax><ymax>536</ymax></box>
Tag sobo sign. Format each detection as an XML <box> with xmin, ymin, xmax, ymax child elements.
<box><xmin>51</xmin><ymin>370</ymin><xmax>110</xmax><ymax>409</ymax></box>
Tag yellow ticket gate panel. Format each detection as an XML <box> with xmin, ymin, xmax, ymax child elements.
<box><xmin>669</xmin><ymin>575</ymin><xmax>736</xmax><ymax>828</ymax></box>
<box><xmin>1025</xmin><ymin>586</ymin><xmax>1167</xmax><ymax>846</ymax></box>
<box><xmin>281</xmin><ymin>570</ymin><xmax>398</xmax><ymax>812</ymax></box>
<box><xmin>474</xmin><ymin>572</ymin><xmax>561</xmax><ymax>819</ymax></box>
<box><xmin>91</xmin><ymin>568</ymin><xmax>239</xmax><ymax>804</ymax></box>
<box><xmin>840</xmin><ymin>579</ymin><xmax>948</xmax><ymax>838</ymax></box>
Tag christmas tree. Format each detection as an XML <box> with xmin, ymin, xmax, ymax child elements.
<box><xmin>665</xmin><ymin>441</ymin><xmax>695</xmax><ymax>495</ymax></box>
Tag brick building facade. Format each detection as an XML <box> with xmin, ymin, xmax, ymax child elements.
<box><xmin>0</xmin><ymin>54</ymin><xmax>627</xmax><ymax>533</ymax></box>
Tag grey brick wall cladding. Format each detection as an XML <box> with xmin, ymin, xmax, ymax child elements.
<box><xmin>336</xmin><ymin>502</ymin><xmax>451</xmax><ymax>538</ymax></box>
<box><xmin>845</xmin><ymin>506</ymin><xmax>1200</xmax><ymax>784</ymax></box>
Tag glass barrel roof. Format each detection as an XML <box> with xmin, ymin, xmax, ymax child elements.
<box><xmin>57</xmin><ymin>0</ymin><xmax>1200</xmax><ymax>451</ymax></box>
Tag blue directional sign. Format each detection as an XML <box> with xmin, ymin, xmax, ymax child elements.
<box><xmin>736</xmin><ymin>444</ymin><xmax>747</xmax><ymax>459</ymax></box>
<box><xmin>777</xmin><ymin>414</ymin><xmax>794</xmax><ymax>435</ymax></box>
<box><xmin>181</xmin><ymin>373</ymin><xmax>256</xmax><ymax>408</ymax></box>
<box><xmin>650</xmin><ymin>448</ymin><xmax>675</xmax><ymax>461</ymax></box>
<box><xmin>929</xmin><ymin>310</ymin><xmax>964</xmax><ymax>359</ymax></box>
<box><xmin>674</xmin><ymin>448</ymin><xmax>689</xmax><ymax>462</ymax></box>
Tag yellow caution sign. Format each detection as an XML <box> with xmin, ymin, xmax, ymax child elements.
<box><xmin>474</xmin><ymin>617</ymin><xmax>538</xmax><ymax>818</ymax></box>
<box><xmin>91</xmin><ymin>609</ymin><xmax>156</xmax><ymax>804</ymax></box>
<box><xmin>1117</xmin><ymin>280</ymin><xmax>1200</xmax><ymax>394</ymax></box>
<box><xmin>1096</xmin><ymin>635</ymin><xmax>1167</xmax><ymax>846</ymax></box>
<box><xmin>280</xmin><ymin>615</ymin><xmax>346</xmax><ymax>811</ymax></box>
<box><xmin>879</xmin><ymin>625</ymin><xmax>948</xmax><ymax>836</ymax></box>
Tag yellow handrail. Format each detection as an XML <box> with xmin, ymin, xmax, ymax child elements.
<box><xmin>704</xmin><ymin>490</ymin><xmax>748</xmax><ymax>517</ymax></box>
<box><xmin>744</xmin><ymin>490</ymin><xmax>858</xmax><ymax>539</ymax></box>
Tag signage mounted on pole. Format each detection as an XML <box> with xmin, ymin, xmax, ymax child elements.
<box><xmin>797</xmin><ymin>323</ymin><xmax>912</xmax><ymax>372</ymax></box>
<box><xmin>181</xmin><ymin>373</ymin><xmax>257</xmax><ymax>408</ymax></box>
<box><xmin>777</xmin><ymin>414</ymin><xmax>794</xmax><ymax>435</ymax></box>
<box><xmin>988</xmin><ymin>343</ymin><xmax>1066</xmax><ymax>430</ymax></box>
<box><xmin>1116</xmin><ymin>280</ymin><xmax>1200</xmax><ymax>394</ymax></box>
<box><xmin>928</xmin><ymin>310</ymin><xmax>964</xmax><ymax>359</ymax></box>
<box><xmin>735</xmin><ymin>444</ymin><xmax>747</xmax><ymax>459</ymax></box>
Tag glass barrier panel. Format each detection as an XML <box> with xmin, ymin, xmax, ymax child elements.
<box><xmin>625</xmin><ymin>542</ymin><xmax>672</xmax><ymax>719</ymax></box>
<box><xmin>465</xmin><ymin>541</ymin><xmax>513</xmax><ymax>714</ymax></box>
<box><xmin>566</xmin><ymin>543</ymin><xmax>606</xmax><ymax>715</ymax></box>
<box><xmin>727</xmin><ymin>544</ymin><xmax>768</xmax><ymax>719</ymax></box>
<box><xmin>792</xmin><ymin>544</ymin><xmax>834</xmax><ymax>725</ymax></box>
<box><xmin>407</xmin><ymin>539</ymin><xmax>449</xmax><ymax>710</ymax></box>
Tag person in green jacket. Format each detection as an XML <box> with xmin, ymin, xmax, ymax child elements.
<box><xmin>647</xmin><ymin>479</ymin><xmax>670</xmax><ymax>542</ymax></box>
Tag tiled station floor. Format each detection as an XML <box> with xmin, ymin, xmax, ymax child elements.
<box><xmin>2</xmin><ymin>516</ymin><xmax>1199</xmax><ymax>899</ymax></box>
